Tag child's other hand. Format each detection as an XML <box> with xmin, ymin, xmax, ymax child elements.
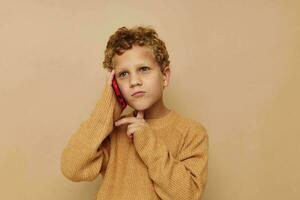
<box><xmin>114</xmin><ymin>110</ymin><xmax>146</xmax><ymax>140</ymax></box>
<box><xmin>106</xmin><ymin>69</ymin><xmax>123</xmax><ymax>121</ymax></box>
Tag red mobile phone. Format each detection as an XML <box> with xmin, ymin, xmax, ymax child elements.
<box><xmin>111</xmin><ymin>75</ymin><xmax>127</xmax><ymax>111</ymax></box>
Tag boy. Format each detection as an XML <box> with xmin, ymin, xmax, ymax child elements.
<box><xmin>60</xmin><ymin>25</ymin><xmax>208</xmax><ymax>200</ymax></box>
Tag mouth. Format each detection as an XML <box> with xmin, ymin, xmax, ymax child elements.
<box><xmin>132</xmin><ymin>91</ymin><xmax>146</xmax><ymax>97</ymax></box>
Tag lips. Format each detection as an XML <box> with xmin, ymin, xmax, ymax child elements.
<box><xmin>132</xmin><ymin>91</ymin><xmax>146</xmax><ymax>96</ymax></box>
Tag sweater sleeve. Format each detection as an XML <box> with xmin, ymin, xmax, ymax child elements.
<box><xmin>133</xmin><ymin>122</ymin><xmax>209</xmax><ymax>200</ymax></box>
<box><xmin>60</xmin><ymin>83</ymin><xmax>116</xmax><ymax>182</ymax></box>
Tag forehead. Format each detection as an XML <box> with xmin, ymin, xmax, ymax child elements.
<box><xmin>112</xmin><ymin>45</ymin><xmax>157</xmax><ymax>70</ymax></box>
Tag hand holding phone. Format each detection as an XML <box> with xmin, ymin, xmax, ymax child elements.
<box><xmin>111</xmin><ymin>74</ymin><xmax>127</xmax><ymax>111</ymax></box>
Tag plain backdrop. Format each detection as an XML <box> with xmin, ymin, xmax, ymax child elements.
<box><xmin>1</xmin><ymin>0</ymin><xmax>299</xmax><ymax>199</ymax></box>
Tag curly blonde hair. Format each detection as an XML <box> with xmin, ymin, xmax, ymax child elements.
<box><xmin>102</xmin><ymin>25</ymin><xmax>170</xmax><ymax>72</ymax></box>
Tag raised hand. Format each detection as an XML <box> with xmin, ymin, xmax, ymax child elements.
<box><xmin>106</xmin><ymin>69</ymin><xmax>124</xmax><ymax>121</ymax></box>
<box><xmin>114</xmin><ymin>110</ymin><xmax>146</xmax><ymax>140</ymax></box>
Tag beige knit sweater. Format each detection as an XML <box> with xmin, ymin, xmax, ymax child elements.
<box><xmin>60</xmin><ymin>83</ymin><xmax>209</xmax><ymax>200</ymax></box>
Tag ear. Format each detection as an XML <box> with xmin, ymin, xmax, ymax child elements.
<box><xmin>162</xmin><ymin>66</ymin><xmax>171</xmax><ymax>88</ymax></box>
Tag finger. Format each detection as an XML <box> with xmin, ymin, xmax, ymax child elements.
<box><xmin>106</xmin><ymin>71</ymin><xmax>110</xmax><ymax>82</ymax></box>
<box><xmin>136</xmin><ymin>110</ymin><xmax>144</xmax><ymax>119</ymax></box>
<box><xmin>127</xmin><ymin>125</ymin><xmax>136</xmax><ymax>137</ymax></box>
<box><xmin>127</xmin><ymin>125</ymin><xmax>142</xmax><ymax>137</ymax></box>
<box><xmin>127</xmin><ymin>123</ymin><xmax>144</xmax><ymax>136</ymax></box>
<box><xmin>127</xmin><ymin>129</ymin><xmax>134</xmax><ymax>137</ymax></box>
<box><xmin>115</xmin><ymin>117</ymin><xmax>137</xmax><ymax>126</ymax></box>
<box><xmin>109</xmin><ymin>70</ymin><xmax>115</xmax><ymax>84</ymax></box>
<box><xmin>106</xmin><ymin>69</ymin><xmax>113</xmax><ymax>84</ymax></box>
<box><xmin>127</xmin><ymin>123</ymin><xmax>139</xmax><ymax>131</ymax></box>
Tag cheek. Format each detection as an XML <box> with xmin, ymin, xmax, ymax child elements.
<box><xmin>119</xmin><ymin>84</ymin><xmax>129</xmax><ymax>97</ymax></box>
<box><xmin>118</xmin><ymin>83</ymin><xmax>133</xmax><ymax>101</ymax></box>
<box><xmin>148</xmin><ymin>82</ymin><xmax>164</xmax><ymax>98</ymax></box>
<box><xmin>152</xmin><ymin>76</ymin><xmax>165</xmax><ymax>90</ymax></box>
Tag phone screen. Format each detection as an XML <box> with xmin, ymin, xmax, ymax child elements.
<box><xmin>111</xmin><ymin>75</ymin><xmax>127</xmax><ymax>110</ymax></box>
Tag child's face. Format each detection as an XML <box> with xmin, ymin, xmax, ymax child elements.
<box><xmin>112</xmin><ymin>45</ymin><xmax>170</xmax><ymax>111</ymax></box>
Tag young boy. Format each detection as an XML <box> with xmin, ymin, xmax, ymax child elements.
<box><xmin>60</xmin><ymin>25</ymin><xmax>209</xmax><ymax>200</ymax></box>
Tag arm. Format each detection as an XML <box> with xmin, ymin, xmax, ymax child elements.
<box><xmin>133</xmin><ymin>123</ymin><xmax>209</xmax><ymax>200</ymax></box>
<box><xmin>60</xmin><ymin>83</ymin><xmax>116</xmax><ymax>182</ymax></box>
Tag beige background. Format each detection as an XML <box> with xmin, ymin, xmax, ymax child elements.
<box><xmin>1</xmin><ymin>0</ymin><xmax>299</xmax><ymax>199</ymax></box>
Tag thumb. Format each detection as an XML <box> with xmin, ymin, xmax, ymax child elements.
<box><xmin>136</xmin><ymin>110</ymin><xmax>144</xmax><ymax>119</ymax></box>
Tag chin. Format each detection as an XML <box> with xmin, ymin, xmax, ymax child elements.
<box><xmin>129</xmin><ymin>104</ymin><xmax>148</xmax><ymax>111</ymax></box>
<box><xmin>128</xmin><ymin>101</ymin><xmax>151</xmax><ymax>111</ymax></box>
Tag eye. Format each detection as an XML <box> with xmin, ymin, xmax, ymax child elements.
<box><xmin>119</xmin><ymin>71</ymin><xmax>128</xmax><ymax>77</ymax></box>
<box><xmin>140</xmin><ymin>66</ymin><xmax>150</xmax><ymax>71</ymax></box>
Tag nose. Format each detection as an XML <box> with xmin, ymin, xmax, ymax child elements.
<box><xmin>129</xmin><ymin>73</ymin><xmax>142</xmax><ymax>88</ymax></box>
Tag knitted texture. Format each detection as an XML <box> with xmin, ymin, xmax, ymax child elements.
<box><xmin>60</xmin><ymin>83</ymin><xmax>209</xmax><ymax>200</ymax></box>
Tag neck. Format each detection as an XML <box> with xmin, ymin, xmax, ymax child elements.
<box><xmin>134</xmin><ymin>98</ymin><xmax>170</xmax><ymax>119</ymax></box>
<box><xmin>145</xmin><ymin>107</ymin><xmax>171</xmax><ymax>119</ymax></box>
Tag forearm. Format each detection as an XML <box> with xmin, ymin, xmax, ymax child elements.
<box><xmin>133</xmin><ymin>124</ymin><xmax>208</xmax><ymax>200</ymax></box>
<box><xmin>60</xmin><ymin>84</ymin><xmax>115</xmax><ymax>181</ymax></box>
